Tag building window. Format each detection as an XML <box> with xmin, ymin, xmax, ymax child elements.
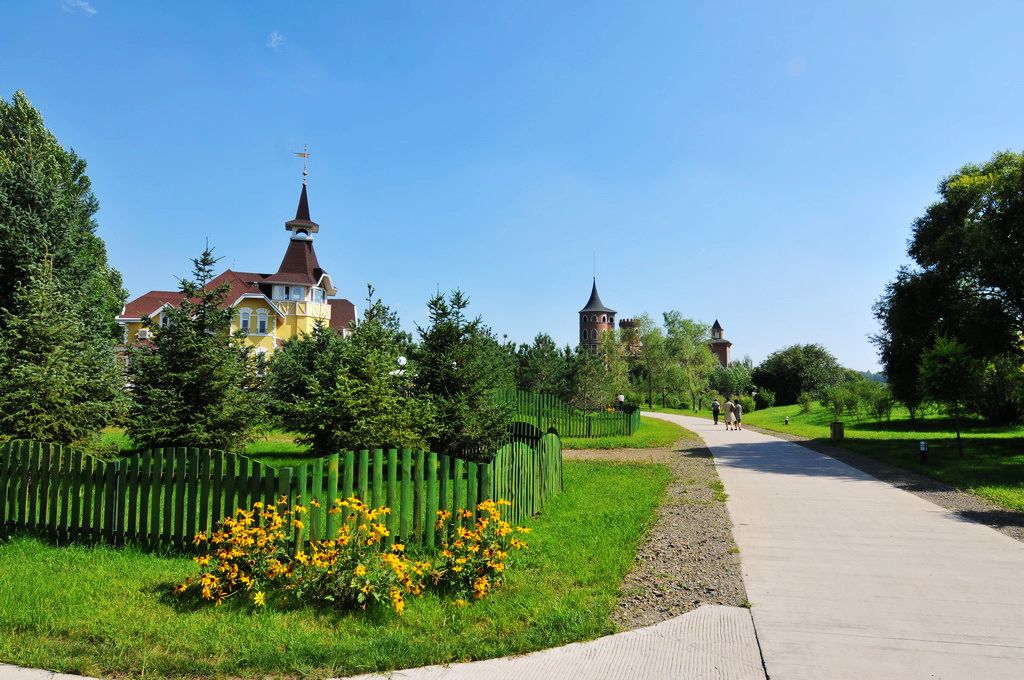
<box><xmin>257</xmin><ymin>310</ymin><xmax>268</xmax><ymax>335</ymax></box>
<box><xmin>581</xmin><ymin>329</ymin><xmax>587</xmax><ymax>341</ymax></box>
<box><xmin>609</xmin><ymin>316</ymin><xmax>614</xmax><ymax>324</ymax></box>
<box><xmin>239</xmin><ymin>309</ymin><xmax>251</xmax><ymax>335</ymax></box>
<box><xmin>590</xmin><ymin>329</ymin><xmax>597</xmax><ymax>340</ymax></box>
<box><xmin>601</xmin><ymin>315</ymin><xmax>606</xmax><ymax>322</ymax></box>
<box><xmin>272</xmin><ymin>285</ymin><xmax>285</xmax><ymax>300</ymax></box>
<box><xmin>290</xmin><ymin>286</ymin><xmax>305</xmax><ymax>301</ymax></box>
<box><xmin>160</xmin><ymin>313</ymin><xmax>170</xmax><ymax>328</ymax></box>
<box><xmin>312</xmin><ymin>288</ymin><xmax>325</xmax><ymax>303</ymax></box>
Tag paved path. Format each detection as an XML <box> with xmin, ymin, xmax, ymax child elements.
<box><xmin>341</xmin><ymin>605</ymin><xmax>764</xmax><ymax>680</ymax></box>
<box><xmin>647</xmin><ymin>412</ymin><xmax>1024</xmax><ymax>680</ymax></box>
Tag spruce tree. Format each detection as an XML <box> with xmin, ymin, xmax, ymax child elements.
<box><xmin>268</xmin><ymin>287</ymin><xmax>434</xmax><ymax>454</ymax></box>
<box><xmin>413</xmin><ymin>290</ymin><xmax>514</xmax><ymax>456</ymax></box>
<box><xmin>0</xmin><ymin>256</ymin><xmax>123</xmax><ymax>444</ymax></box>
<box><xmin>126</xmin><ymin>247</ymin><xmax>267</xmax><ymax>451</ymax></box>
<box><xmin>0</xmin><ymin>91</ymin><xmax>125</xmax><ymax>338</ymax></box>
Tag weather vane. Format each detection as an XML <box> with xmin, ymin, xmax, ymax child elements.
<box><xmin>293</xmin><ymin>144</ymin><xmax>310</xmax><ymax>184</ymax></box>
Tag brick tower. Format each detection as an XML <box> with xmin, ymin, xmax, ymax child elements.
<box><xmin>709</xmin><ymin>319</ymin><xmax>732</xmax><ymax>366</ymax></box>
<box><xmin>579</xmin><ymin>278</ymin><xmax>616</xmax><ymax>351</ymax></box>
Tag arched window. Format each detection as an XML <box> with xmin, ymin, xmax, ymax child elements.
<box><xmin>591</xmin><ymin>315</ymin><xmax>597</xmax><ymax>323</ymax></box>
<box><xmin>239</xmin><ymin>309</ymin><xmax>251</xmax><ymax>335</ymax></box>
<box><xmin>257</xmin><ymin>310</ymin><xmax>269</xmax><ymax>335</ymax></box>
<box><xmin>609</xmin><ymin>316</ymin><xmax>614</xmax><ymax>324</ymax></box>
<box><xmin>601</xmin><ymin>315</ymin><xmax>606</xmax><ymax>323</ymax></box>
<box><xmin>581</xmin><ymin>329</ymin><xmax>587</xmax><ymax>341</ymax></box>
<box><xmin>590</xmin><ymin>329</ymin><xmax>597</xmax><ymax>340</ymax></box>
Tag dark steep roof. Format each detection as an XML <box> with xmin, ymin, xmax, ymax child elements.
<box><xmin>712</xmin><ymin>319</ymin><xmax>723</xmax><ymax>331</ymax></box>
<box><xmin>265</xmin><ymin>238</ymin><xmax>324</xmax><ymax>285</ymax></box>
<box><xmin>579</xmin><ymin>278</ymin><xmax>616</xmax><ymax>314</ymax></box>
<box><xmin>285</xmin><ymin>183</ymin><xmax>319</xmax><ymax>233</ymax></box>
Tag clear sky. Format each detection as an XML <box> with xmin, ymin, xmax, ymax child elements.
<box><xmin>4</xmin><ymin>2</ymin><xmax>1024</xmax><ymax>370</ymax></box>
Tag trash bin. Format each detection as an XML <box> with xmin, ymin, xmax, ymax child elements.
<box><xmin>830</xmin><ymin>421</ymin><xmax>845</xmax><ymax>441</ymax></box>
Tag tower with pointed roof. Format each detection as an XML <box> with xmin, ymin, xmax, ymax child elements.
<box><xmin>116</xmin><ymin>180</ymin><xmax>356</xmax><ymax>353</ymax></box>
<box><xmin>579</xmin><ymin>278</ymin><xmax>616</xmax><ymax>352</ymax></box>
<box><xmin>709</xmin><ymin>319</ymin><xmax>732</xmax><ymax>366</ymax></box>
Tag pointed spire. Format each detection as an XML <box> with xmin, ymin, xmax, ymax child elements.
<box><xmin>284</xmin><ymin>182</ymin><xmax>319</xmax><ymax>235</ymax></box>
<box><xmin>579</xmin><ymin>277</ymin><xmax>616</xmax><ymax>314</ymax></box>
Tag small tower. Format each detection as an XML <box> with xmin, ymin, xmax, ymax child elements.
<box><xmin>579</xmin><ymin>278</ymin><xmax>616</xmax><ymax>352</ymax></box>
<box><xmin>709</xmin><ymin>319</ymin><xmax>732</xmax><ymax>366</ymax></box>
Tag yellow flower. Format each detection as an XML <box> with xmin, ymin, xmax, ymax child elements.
<box><xmin>253</xmin><ymin>591</ymin><xmax>266</xmax><ymax>607</ymax></box>
<box><xmin>354</xmin><ymin>564</ymin><xmax>367</xmax><ymax>577</ymax></box>
<box><xmin>293</xmin><ymin>519</ymin><xmax>305</xmax><ymax>532</ymax></box>
<box><xmin>392</xmin><ymin>543</ymin><xmax>405</xmax><ymax>553</ymax></box>
<box><xmin>193</xmin><ymin>532</ymin><xmax>207</xmax><ymax>545</ymax></box>
<box><xmin>453</xmin><ymin>598</ymin><xmax>468</xmax><ymax>607</ymax></box>
<box><xmin>309</xmin><ymin>498</ymin><xmax>321</xmax><ymax>508</ymax></box>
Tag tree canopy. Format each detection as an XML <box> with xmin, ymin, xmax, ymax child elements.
<box><xmin>751</xmin><ymin>344</ymin><xmax>844</xmax><ymax>405</ymax></box>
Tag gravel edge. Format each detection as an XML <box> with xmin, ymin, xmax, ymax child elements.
<box><xmin>742</xmin><ymin>423</ymin><xmax>1024</xmax><ymax>544</ymax></box>
<box><xmin>565</xmin><ymin>436</ymin><xmax>748</xmax><ymax>630</ymax></box>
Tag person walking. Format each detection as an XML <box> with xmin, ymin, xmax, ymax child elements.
<box><xmin>711</xmin><ymin>398</ymin><xmax>721</xmax><ymax>425</ymax></box>
<box><xmin>724</xmin><ymin>398</ymin><xmax>735</xmax><ymax>431</ymax></box>
<box><xmin>734</xmin><ymin>398</ymin><xmax>743</xmax><ymax>430</ymax></box>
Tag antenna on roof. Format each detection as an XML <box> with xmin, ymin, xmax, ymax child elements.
<box><xmin>293</xmin><ymin>144</ymin><xmax>310</xmax><ymax>185</ymax></box>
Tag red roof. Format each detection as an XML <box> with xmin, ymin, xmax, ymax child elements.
<box><xmin>328</xmin><ymin>298</ymin><xmax>356</xmax><ymax>333</ymax></box>
<box><xmin>117</xmin><ymin>270</ymin><xmax>280</xmax><ymax>321</ymax></box>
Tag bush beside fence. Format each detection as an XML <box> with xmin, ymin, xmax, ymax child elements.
<box><xmin>0</xmin><ymin>434</ymin><xmax>562</xmax><ymax>554</ymax></box>
<box><xmin>499</xmin><ymin>389</ymin><xmax>640</xmax><ymax>437</ymax></box>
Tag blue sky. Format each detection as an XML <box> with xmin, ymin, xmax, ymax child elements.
<box><xmin>4</xmin><ymin>1</ymin><xmax>1024</xmax><ymax>370</ymax></box>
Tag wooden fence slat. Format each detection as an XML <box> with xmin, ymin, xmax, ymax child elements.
<box><xmin>102</xmin><ymin>460</ymin><xmax>116</xmax><ymax>545</ymax></box>
<box><xmin>137</xmin><ymin>449</ymin><xmax>151</xmax><ymax>548</ymax></box>
<box><xmin>372</xmin><ymin>449</ymin><xmax>384</xmax><ymax>510</ymax></box>
<box><xmin>237</xmin><ymin>455</ymin><xmax>250</xmax><ymax>512</ymax></box>
<box><xmin>413</xmin><ymin>450</ymin><xmax>424</xmax><ymax>543</ymax></box>
<box><xmin>309</xmin><ymin>457</ymin><xmax>323</xmax><ymax>541</ymax></box>
<box><xmin>26</xmin><ymin>442</ymin><xmax>39</xmax><ymax>531</ymax></box>
<box><xmin>211</xmin><ymin>451</ymin><xmax>223</xmax><ymax>528</ymax></box>
<box><xmin>400</xmin><ymin>449</ymin><xmax>412</xmax><ymax>542</ymax></box>
<box><xmin>438</xmin><ymin>453</ymin><xmax>449</xmax><ymax>515</ymax></box>
<box><xmin>467</xmin><ymin>461</ymin><xmax>478</xmax><ymax>523</ymax></box>
<box><xmin>69</xmin><ymin>449</ymin><xmax>83</xmax><ymax>543</ymax></box>
<box><xmin>48</xmin><ymin>443</ymin><xmax>61</xmax><ymax>539</ymax></box>
<box><xmin>326</xmin><ymin>453</ymin><xmax>340</xmax><ymax>539</ymax></box>
<box><xmin>173</xmin><ymin>448</ymin><xmax>186</xmax><ymax>550</ymax></box>
<box><xmin>357</xmin><ymin>450</ymin><xmax>369</xmax><ymax>504</ymax></box>
<box><xmin>385</xmin><ymin>449</ymin><xmax>397</xmax><ymax>547</ymax></box>
<box><xmin>160</xmin><ymin>449</ymin><xmax>173</xmax><ymax>548</ymax></box>
<box><xmin>198</xmin><ymin>450</ymin><xmax>211</xmax><ymax>535</ymax></box>
<box><xmin>342</xmin><ymin>451</ymin><xmax>354</xmax><ymax>501</ymax></box>
<box><xmin>453</xmin><ymin>457</ymin><xmax>465</xmax><ymax>516</ymax></box>
<box><xmin>426</xmin><ymin>452</ymin><xmax>438</xmax><ymax>547</ymax></box>
<box><xmin>81</xmin><ymin>455</ymin><xmax>95</xmax><ymax>543</ymax></box>
<box><xmin>186</xmin><ymin>447</ymin><xmax>199</xmax><ymax>544</ymax></box>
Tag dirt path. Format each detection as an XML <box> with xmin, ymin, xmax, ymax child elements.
<box><xmin>566</xmin><ymin>435</ymin><xmax>748</xmax><ymax>630</ymax></box>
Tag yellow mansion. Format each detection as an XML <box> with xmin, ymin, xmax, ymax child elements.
<box><xmin>116</xmin><ymin>183</ymin><xmax>356</xmax><ymax>352</ymax></box>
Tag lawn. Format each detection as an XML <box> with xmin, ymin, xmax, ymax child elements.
<box><xmin>0</xmin><ymin>459</ymin><xmax>671</xmax><ymax>679</ymax></box>
<box><xmin>99</xmin><ymin>427</ymin><xmax>311</xmax><ymax>457</ymax></box>
<box><xmin>561</xmin><ymin>415</ymin><xmax>692</xmax><ymax>450</ymax></box>
<box><xmin>656</xmin><ymin>403</ymin><xmax>1024</xmax><ymax>512</ymax></box>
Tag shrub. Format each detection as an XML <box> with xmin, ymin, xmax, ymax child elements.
<box><xmin>432</xmin><ymin>499</ymin><xmax>530</xmax><ymax>605</ymax></box>
<box><xmin>736</xmin><ymin>395</ymin><xmax>756</xmax><ymax>414</ymax></box>
<box><xmin>178</xmin><ymin>497</ymin><xmax>527</xmax><ymax>613</ymax></box>
<box><xmin>797</xmin><ymin>391</ymin><xmax>814</xmax><ymax>414</ymax></box>
<box><xmin>753</xmin><ymin>388</ymin><xmax>776</xmax><ymax>410</ymax></box>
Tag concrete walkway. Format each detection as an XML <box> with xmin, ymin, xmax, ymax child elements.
<box><xmin>648</xmin><ymin>412</ymin><xmax>1024</xmax><ymax>680</ymax></box>
<box><xmin>342</xmin><ymin>605</ymin><xmax>764</xmax><ymax>680</ymax></box>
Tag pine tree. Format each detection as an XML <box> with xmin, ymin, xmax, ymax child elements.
<box><xmin>413</xmin><ymin>290</ymin><xmax>514</xmax><ymax>456</ymax></box>
<box><xmin>268</xmin><ymin>287</ymin><xmax>433</xmax><ymax>454</ymax></box>
<box><xmin>0</xmin><ymin>257</ymin><xmax>122</xmax><ymax>444</ymax></box>
<box><xmin>126</xmin><ymin>247</ymin><xmax>268</xmax><ymax>451</ymax></box>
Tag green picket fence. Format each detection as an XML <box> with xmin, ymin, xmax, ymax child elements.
<box><xmin>0</xmin><ymin>434</ymin><xmax>562</xmax><ymax>553</ymax></box>
<box><xmin>499</xmin><ymin>388</ymin><xmax>641</xmax><ymax>437</ymax></box>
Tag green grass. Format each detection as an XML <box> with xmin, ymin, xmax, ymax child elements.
<box><xmin>660</xmin><ymin>403</ymin><xmax>1024</xmax><ymax>512</ymax></box>
<box><xmin>0</xmin><ymin>459</ymin><xmax>671</xmax><ymax>679</ymax></box>
<box><xmin>99</xmin><ymin>427</ymin><xmax>311</xmax><ymax>457</ymax></box>
<box><xmin>561</xmin><ymin>416</ymin><xmax>692</xmax><ymax>449</ymax></box>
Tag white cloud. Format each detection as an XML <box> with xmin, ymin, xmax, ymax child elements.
<box><xmin>786</xmin><ymin>57</ymin><xmax>808</xmax><ymax>77</ymax></box>
<box><xmin>266</xmin><ymin>30</ymin><xmax>285</xmax><ymax>50</ymax></box>
<box><xmin>62</xmin><ymin>0</ymin><xmax>97</xmax><ymax>15</ymax></box>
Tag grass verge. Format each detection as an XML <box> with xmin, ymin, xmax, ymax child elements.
<box><xmin>561</xmin><ymin>416</ymin><xmax>692</xmax><ymax>450</ymax></box>
<box><xmin>655</xmin><ymin>404</ymin><xmax>1024</xmax><ymax>512</ymax></box>
<box><xmin>0</xmin><ymin>459</ymin><xmax>671</xmax><ymax>679</ymax></box>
